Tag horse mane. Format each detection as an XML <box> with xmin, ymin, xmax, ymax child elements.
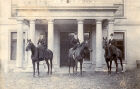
<box><xmin>30</xmin><ymin>42</ymin><xmax>35</xmax><ymax>48</ymax></box>
<box><xmin>79</xmin><ymin>42</ymin><xmax>85</xmax><ymax>47</ymax></box>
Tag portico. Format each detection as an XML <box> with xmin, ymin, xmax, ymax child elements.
<box><xmin>15</xmin><ymin>17</ymin><xmax>114</xmax><ymax>71</ymax></box>
<box><xmin>7</xmin><ymin>0</ymin><xmax>119</xmax><ymax>72</ymax></box>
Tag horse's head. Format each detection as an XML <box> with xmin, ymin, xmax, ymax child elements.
<box><xmin>26</xmin><ymin>39</ymin><xmax>34</xmax><ymax>51</ymax></box>
<box><xmin>80</xmin><ymin>40</ymin><xmax>88</xmax><ymax>48</ymax></box>
<box><xmin>81</xmin><ymin>40</ymin><xmax>91</xmax><ymax>51</ymax></box>
<box><xmin>103</xmin><ymin>37</ymin><xmax>108</xmax><ymax>49</ymax></box>
<box><xmin>79</xmin><ymin>40</ymin><xmax>92</xmax><ymax>58</ymax></box>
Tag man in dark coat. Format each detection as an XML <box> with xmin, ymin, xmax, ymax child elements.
<box><xmin>109</xmin><ymin>33</ymin><xmax>116</xmax><ymax>46</ymax></box>
<box><xmin>70</xmin><ymin>32</ymin><xmax>80</xmax><ymax>50</ymax></box>
<box><xmin>109</xmin><ymin>33</ymin><xmax>117</xmax><ymax>55</ymax></box>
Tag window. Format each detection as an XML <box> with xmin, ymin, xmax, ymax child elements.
<box><xmin>114</xmin><ymin>32</ymin><xmax>125</xmax><ymax>60</ymax></box>
<box><xmin>11</xmin><ymin>32</ymin><xmax>17</xmax><ymax>60</ymax></box>
<box><xmin>10</xmin><ymin>32</ymin><xmax>26</xmax><ymax>60</ymax></box>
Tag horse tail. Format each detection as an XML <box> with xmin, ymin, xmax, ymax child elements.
<box><xmin>117</xmin><ymin>48</ymin><xmax>122</xmax><ymax>58</ymax></box>
<box><xmin>48</xmin><ymin>49</ymin><xmax>53</xmax><ymax>60</ymax></box>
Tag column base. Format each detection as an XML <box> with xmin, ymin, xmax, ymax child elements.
<box><xmin>13</xmin><ymin>67</ymin><xmax>25</xmax><ymax>72</ymax></box>
<box><xmin>95</xmin><ymin>67</ymin><xmax>103</xmax><ymax>72</ymax></box>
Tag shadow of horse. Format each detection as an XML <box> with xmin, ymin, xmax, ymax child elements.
<box><xmin>103</xmin><ymin>37</ymin><xmax>124</xmax><ymax>74</ymax></box>
<box><xmin>26</xmin><ymin>39</ymin><xmax>53</xmax><ymax>77</ymax></box>
<box><xmin>68</xmin><ymin>41</ymin><xmax>92</xmax><ymax>75</ymax></box>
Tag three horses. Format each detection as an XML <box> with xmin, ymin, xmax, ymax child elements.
<box><xmin>26</xmin><ymin>39</ymin><xmax>53</xmax><ymax>77</ymax></box>
<box><xmin>26</xmin><ymin>37</ymin><xmax>123</xmax><ymax>76</ymax></box>
<box><xmin>103</xmin><ymin>37</ymin><xmax>123</xmax><ymax>74</ymax></box>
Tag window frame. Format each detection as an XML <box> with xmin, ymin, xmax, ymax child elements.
<box><xmin>9</xmin><ymin>30</ymin><xmax>27</xmax><ymax>61</ymax></box>
<box><xmin>114</xmin><ymin>30</ymin><xmax>127</xmax><ymax>63</ymax></box>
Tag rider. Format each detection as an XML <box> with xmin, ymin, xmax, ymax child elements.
<box><xmin>109</xmin><ymin>33</ymin><xmax>117</xmax><ymax>55</ymax></box>
<box><xmin>43</xmin><ymin>32</ymin><xmax>48</xmax><ymax>49</ymax></box>
<box><xmin>70</xmin><ymin>32</ymin><xmax>80</xmax><ymax>50</ymax></box>
<box><xmin>37</xmin><ymin>34</ymin><xmax>46</xmax><ymax>59</ymax></box>
<box><xmin>109</xmin><ymin>33</ymin><xmax>116</xmax><ymax>46</ymax></box>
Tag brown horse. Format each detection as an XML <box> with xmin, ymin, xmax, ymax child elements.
<box><xmin>26</xmin><ymin>39</ymin><xmax>53</xmax><ymax>77</ymax></box>
<box><xmin>103</xmin><ymin>37</ymin><xmax>123</xmax><ymax>74</ymax></box>
<box><xmin>68</xmin><ymin>40</ymin><xmax>91</xmax><ymax>75</ymax></box>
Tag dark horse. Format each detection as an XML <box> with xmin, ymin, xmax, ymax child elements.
<box><xmin>26</xmin><ymin>39</ymin><xmax>53</xmax><ymax>76</ymax></box>
<box><xmin>103</xmin><ymin>37</ymin><xmax>123</xmax><ymax>74</ymax></box>
<box><xmin>68</xmin><ymin>40</ymin><xmax>91</xmax><ymax>75</ymax></box>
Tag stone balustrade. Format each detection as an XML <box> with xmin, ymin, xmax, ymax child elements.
<box><xmin>11</xmin><ymin>0</ymin><xmax>123</xmax><ymax>7</ymax></box>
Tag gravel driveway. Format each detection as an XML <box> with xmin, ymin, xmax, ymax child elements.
<box><xmin>0</xmin><ymin>69</ymin><xmax>140</xmax><ymax>89</ymax></box>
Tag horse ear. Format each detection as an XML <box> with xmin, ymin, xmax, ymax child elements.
<box><xmin>28</xmin><ymin>39</ymin><xmax>31</xmax><ymax>43</ymax></box>
<box><xmin>105</xmin><ymin>37</ymin><xmax>107</xmax><ymax>40</ymax></box>
<box><xmin>27</xmin><ymin>39</ymin><xmax>29</xmax><ymax>42</ymax></box>
<box><xmin>103</xmin><ymin>37</ymin><xmax>105</xmax><ymax>40</ymax></box>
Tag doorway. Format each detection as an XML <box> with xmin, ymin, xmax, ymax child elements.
<box><xmin>60</xmin><ymin>32</ymin><xmax>72</xmax><ymax>67</ymax></box>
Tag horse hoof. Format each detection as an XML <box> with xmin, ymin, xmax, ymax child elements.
<box><xmin>121</xmin><ymin>70</ymin><xmax>124</xmax><ymax>73</ymax></box>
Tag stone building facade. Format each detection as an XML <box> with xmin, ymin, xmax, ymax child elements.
<box><xmin>0</xmin><ymin>0</ymin><xmax>140</xmax><ymax>72</ymax></box>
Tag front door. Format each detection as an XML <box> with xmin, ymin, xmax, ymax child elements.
<box><xmin>60</xmin><ymin>32</ymin><xmax>72</xmax><ymax>67</ymax></box>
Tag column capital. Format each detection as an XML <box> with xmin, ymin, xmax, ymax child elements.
<box><xmin>77</xmin><ymin>19</ymin><xmax>84</xmax><ymax>24</ymax></box>
<box><xmin>29</xmin><ymin>19</ymin><xmax>36</xmax><ymax>24</ymax></box>
<box><xmin>96</xmin><ymin>19</ymin><xmax>103</xmax><ymax>23</ymax></box>
<box><xmin>47</xmin><ymin>19</ymin><xmax>54</xmax><ymax>24</ymax></box>
<box><xmin>108</xmin><ymin>19</ymin><xmax>114</xmax><ymax>24</ymax></box>
<box><xmin>17</xmin><ymin>18</ymin><xmax>24</xmax><ymax>24</ymax></box>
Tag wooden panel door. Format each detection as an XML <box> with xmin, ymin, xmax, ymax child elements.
<box><xmin>60</xmin><ymin>32</ymin><xmax>72</xmax><ymax>67</ymax></box>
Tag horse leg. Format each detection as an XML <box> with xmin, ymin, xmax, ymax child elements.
<box><xmin>114</xmin><ymin>58</ymin><xmax>118</xmax><ymax>73</ymax></box>
<box><xmin>73</xmin><ymin>65</ymin><xmax>74</xmax><ymax>74</ymax></box>
<box><xmin>50</xmin><ymin>59</ymin><xmax>52</xmax><ymax>74</ymax></box>
<box><xmin>80</xmin><ymin>61</ymin><xmax>83</xmax><ymax>76</ymax></box>
<box><xmin>32</xmin><ymin>61</ymin><xmax>35</xmax><ymax>77</ymax></box>
<box><xmin>46</xmin><ymin>60</ymin><xmax>50</xmax><ymax>74</ymax></box>
<box><xmin>110</xmin><ymin>60</ymin><xmax>112</xmax><ymax>74</ymax></box>
<box><xmin>106</xmin><ymin>59</ymin><xmax>110</xmax><ymax>74</ymax></box>
<box><xmin>37</xmin><ymin>61</ymin><xmax>40</xmax><ymax>76</ymax></box>
<box><xmin>119</xmin><ymin>57</ymin><xmax>124</xmax><ymax>72</ymax></box>
<box><xmin>75</xmin><ymin>61</ymin><xmax>78</xmax><ymax>74</ymax></box>
<box><xmin>73</xmin><ymin>60</ymin><xmax>75</xmax><ymax>74</ymax></box>
<box><xmin>69</xmin><ymin>58</ymin><xmax>71</xmax><ymax>75</ymax></box>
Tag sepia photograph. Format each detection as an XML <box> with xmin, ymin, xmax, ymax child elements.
<box><xmin>0</xmin><ymin>0</ymin><xmax>140</xmax><ymax>89</ymax></box>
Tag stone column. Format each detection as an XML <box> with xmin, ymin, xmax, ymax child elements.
<box><xmin>16</xmin><ymin>19</ymin><xmax>24</xmax><ymax>68</ymax></box>
<box><xmin>27</xmin><ymin>19</ymin><xmax>36</xmax><ymax>67</ymax></box>
<box><xmin>95</xmin><ymin>19</ymin><xmax>103</xmax><ymax>71</ymax></box>
<box><xmin>48</xmin><ymin>19</ymin><xmax>54</xmax><ymax>52</ymax></box>
<box><xmin>30</xmin><ymin>20</ymin><xmax>36</xmax><ymax>44</ymax></box>
<box><xmin>54</xmin><ymin>29</ymin><xmax>60</xmax><ymax>68</ymax></box>
<box><xmin>77</xmin><ymin>19</ymin><xmax>84</xmax><ymax>43</ymax></box>
<box><xmin>77</xmin><ymin>19</ymin><xmax>84</xmax><ymax>69</ymax></box>
<box><xmin>108</xmin><ymin>19</ymin><xmax>114</xmax><ymax>40</ymax></box>
<box><xmin>47</xmin><ymin>19</ymin><xmax>55</xmax><ymax>69</ymax></box>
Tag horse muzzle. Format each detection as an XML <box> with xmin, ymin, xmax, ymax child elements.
<box><xmin>26</xmin><ymin>48</ymin><xmax>29</xmax><ymax>51</ymax></box>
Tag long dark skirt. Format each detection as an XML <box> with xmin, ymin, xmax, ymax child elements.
<box><xmin>38</xmin><ymin>45</ymin><xmax>49</xmax><ymax>59</ymax></box>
